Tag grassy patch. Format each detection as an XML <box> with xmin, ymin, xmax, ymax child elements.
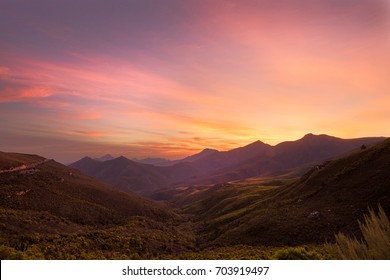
<box><xmin>332</xmin><ymin>205</ymin><xmax>390</xmax><ymax>259</ymax></box>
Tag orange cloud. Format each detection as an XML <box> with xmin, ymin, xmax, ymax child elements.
<box><xmin>0</xmin><ymin>66</ymin><xmax>10</xmax><ymax>75</ymax></box>
<box><xmin>57</xmin><ymin>112</ymin><xmax>102</xmax><ymax>120</ymax></box>
<box><xmin>56</xmin><ymin>129</ymin><xmax>110</xmax><ymax>137</ymax></box>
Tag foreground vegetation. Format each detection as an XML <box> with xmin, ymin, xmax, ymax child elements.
<box><xmin>2</xmin><ymin>205</ymin><xmax>389</xmax><ymax>260</ymax></box>
<box><xmin>332</xmin><ymin>206</ymin><xmax>390</xmax><ymax>259</ymax></box>
<box><xmin>0</xmin><ymin>215</ymin><xmax>195</xmax><ymax>260</ymax></box>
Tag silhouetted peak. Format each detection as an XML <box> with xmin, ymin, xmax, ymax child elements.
<box><xmin>112</xmin><ymin>156</ymin><xmax>131</xmax><ymax>162</ymax></box>
<box><xmin>68</xmin><ymin>156</ymin><xmax>99</xmax><ymax>168</ymax></box>
<box><xmin>245</xmin><ymin>140</ymin><xmax>267</xmax><ymax>148</ymax></box>
<box><xmin>180</xmin><ymin>148</ymin><xmax>219</xmax><ymax>163</ymax></box>
<box><xmin>301</xmin><ymin>133</ymin><xmax>334</xmax><ymax>142</ymax></box>
<box><xmin>95</xmin><ymin>154</ymin><xmax>114</xmax><ymax>162</ymax></box>
<box><xmin>200</xmin><ymin>148</ymin><xmax>219</xmax><ymax>154</ymax></box>
<box><xmin>303</xmin><ymin>133</ymin><xmax>315</xmax><ymax>138</ymax></box>
<box><xmin>79</xmin><ymin>156</ymin><xmax>95</xmax><ymax>162</ymax></box>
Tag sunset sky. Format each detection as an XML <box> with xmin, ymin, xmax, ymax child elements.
<box><xmin>0</xmin><ymin>0</ymin><xmax>389</xmax><ymax>163</ymax></box>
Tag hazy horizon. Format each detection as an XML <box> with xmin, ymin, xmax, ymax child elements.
<box><xmin>1</xmin><ymin>133</ymin><xmax>388</xmax><ymax>164</ymax></box>
<box><xmin>1</xmin><ymin>0</ymin><xmax>389</xmax><ymax>163</ymax></box>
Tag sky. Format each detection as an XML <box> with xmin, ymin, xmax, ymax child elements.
<box><xmin>0</xmin><ymin>0</ymin><xmax>389</xmax><ymax>163</ymax></box>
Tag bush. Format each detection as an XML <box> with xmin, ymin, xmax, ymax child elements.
<box><xmin>0</xmin><ymin>245</ymin><xmax>25</xmax><ymax>260</ymax></box>
<box><xmin>334</xmin><ymin>205</ymin><xmax>390</xmax><ymax>259</ymax></box>
<box><xmin>272</xmin><ymin>247</ymin><xmax>322</xmax><ymax>260</ymax></box>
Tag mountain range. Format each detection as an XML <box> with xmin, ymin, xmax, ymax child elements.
<box><xmin>0</xmin><ymin>134</ymin><xmax>389</xmax><ymax>259</ymax></box>
<box><xmin>161</xmin><ymin>138</ymin><xmax>390</xmax><ymax>247</ymax></box>
<box><xmin>70</xmin><ymin>134</ymin><xmax>385</xmax><ymax>194</ymax></box>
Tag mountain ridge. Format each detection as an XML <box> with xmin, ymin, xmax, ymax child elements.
<box><xmin>1</xmin><ymin>137</ymin><xmax>389</xmax><ymax>259</ymax></box>
<box><xmin>69</xmin><ymin>134</ymin><xmax>386</xmax><ymax>194</ymax></box>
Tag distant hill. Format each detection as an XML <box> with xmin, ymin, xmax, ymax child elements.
<box><xmin>70</xmin><ymin>156</ymin><xmax>171</xmax><ymax>193</ymax></box>
<box><xmin>94</xmin><ymin>154</ymin><xmax>114</xmax><ymax>162</ymax></box>
<box><xmin>131</xmin><ymin>148</ymin><xmax>219</xmax><ymax>167</ymax></box>
<box><xmin>132</xmin><ymin>157</ymin><xmax>173</xmax><ymax>166</ymax></box>
<box><xmin>167</xmin><ymin>138</ymin><xmax>390</xmax><ymax>247</ymax></box>
<box><xmin>184</xmin><ymin>134</ymin><xmax>385</xmax><ymax>185</ymax></box>
<box><xmin>179</xmin><ymin>148</ymin><xmax>219</xmax><ymax>163</ymax></box>
<box><xmin>70</xmin><ymin>134</ymin><xmax>385</xmax><ymax>194</ymax></box>
<box><xmin>166</xmin><ymin>134</ymin><xmax>385</xmax><ymax>185</ymax></box>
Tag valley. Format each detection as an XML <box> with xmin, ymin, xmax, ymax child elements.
<box><xmin>0</xmin><ymin>134</ymin><xmax>389</xmax><ymax>259</ymax></box>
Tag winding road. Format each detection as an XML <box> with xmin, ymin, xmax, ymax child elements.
<box><xmin>0</xmin><ymin>159</ymin><xmax>50</xmax><ymax>174</ymax></box>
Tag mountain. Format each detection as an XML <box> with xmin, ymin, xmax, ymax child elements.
<box><xmin>69</xmin><ymin>142</ymin><xmax>272</xmax><ymax>193</ymax></box>
<box><xmin>272</xmin><ymin>133</ymin><xmax>382</xmax><ymax>169</ymax></box>
<box><xmin>179</xmin><ymin>134</ymin><xmax>385</xmax><ymax>185</ymax></box>
<box><xmin>70</xmin><ymin>156</ymin><xmax>170</xmax><ymax>193</ymax></box>
<box><xmin>69</xmin><ymin>134</ymin><xmax>385</xmax><ymax>195</ymax></box>
<box><xmin>94</xmin><ymin>154</ymin><xmax>114</xmax><ymax>162</ymax></box>
<box><xmin>132</xmin><ymin>157</ymin><xmax>172</xmax><ymax>166</ymax></box>
<box><xmin>179</xmin><ymin>148</ymin><xmax>219</xmax><ymax>163</ymax></box>
<box><xmin>132</xmin><ymin>148</ymin><xmax>218</xmax><ymax>166</ymax></box>
<box><xmin>166</xmin><ymin>138</ymin><xmax>390</xmax><ymax>247</ymax></box>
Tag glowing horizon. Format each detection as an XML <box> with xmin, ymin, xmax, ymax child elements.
<box><xmin>0</xmin><ymin>0</ymin><xmax>389</xmax><ymax>163</ymax></box>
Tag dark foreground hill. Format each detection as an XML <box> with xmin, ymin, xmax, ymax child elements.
<box><xmin>166</xmin><ymin>138</ymin><xmax>390</xmax><ymax>247</ymax></box>
<box><xmin>70</xmin><ymin>134</ymin><xmax>385</xmax><ymax>194</ymax></box>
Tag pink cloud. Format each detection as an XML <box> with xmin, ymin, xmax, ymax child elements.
<box><xmin>0</xmin><ymin>86</ymin><xmax>53</xmax><ymax>103</ymax></box>
<box><xmin>0</xmin><ymin>66</ymin><xmax>10</xmax><ymax>75</ymax></box>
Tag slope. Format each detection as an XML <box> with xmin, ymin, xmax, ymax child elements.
<box><xmin>0</xmin><ymin>155</ymin><xmax>174</xmax><ymax>228</ymax></box>
<box><xmin>0</xmin><ymin>151</ymin><xmax>195</xmax><ymax>259</ymax></box>
<box><xmin>170</xmin><ymin>138</ymin><xmax>390</xmax><ymax>247</ymax></box>
<box><xmin>0</xmin><ymin>151</ymin><xmax>45</xmax><ymax>170</ymax></box>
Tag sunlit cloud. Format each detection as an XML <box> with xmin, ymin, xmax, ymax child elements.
<box><xmin>0</xmin><ymin>66</ymin><xmax>10</xmax><ymax>75</ymax></box>
<box><xmin>0</xmin><ymin>0</ymin><xmax>389</xmax><ymax>162</ymax></box>
<box><xmin>56</xmin><ymin>130</ymin><xmax>110</xmax><ymax>137</ymax></box>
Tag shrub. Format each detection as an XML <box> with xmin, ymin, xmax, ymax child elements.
<box><xmin>0</xmin><ymin>245</ymin><xmax>25</xmax><ymax>260</ymax></box>
<box><xmin>334</xmin><ymin>205</ymin><xmax>390</xmax><ymax>259</ymax></box>
<box><xmin>272</xmin><ymin>247</ymin><xmax>322</xmax><ymax>260</ymax></box>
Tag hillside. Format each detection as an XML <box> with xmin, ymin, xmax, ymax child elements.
<box><xmin>0</xmin><ymin>152</ymin><xmax>194</xmax><ymax>259</ymax></box>
<box><xmin>167</xmin><ymin>138</ymin><xmax>390</xmax><ymax>247</ymax></box>
<box><xmin>0</xmin><ymin>154</ymin><xmax>175</xmax><ymax>227</ymax></box>
<box><xmin>0</xmin><ymin>152</ymin><xmax>45</xmax><ymax>170</ymax></box>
